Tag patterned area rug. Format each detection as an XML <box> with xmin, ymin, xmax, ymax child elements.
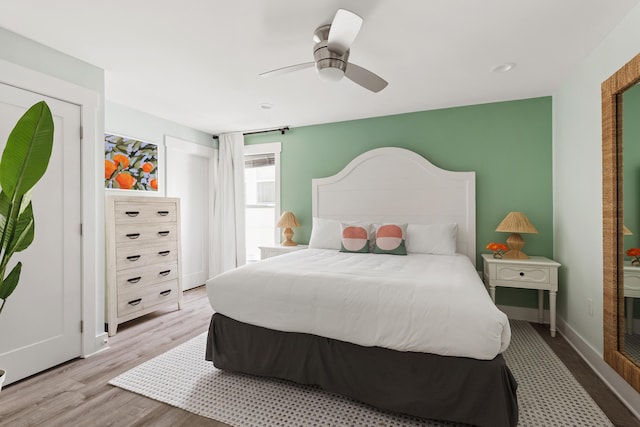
<box><xmin>109</xmin><ymin>321</ymin><xmax>612</xmax><ymax>426</ymax></box>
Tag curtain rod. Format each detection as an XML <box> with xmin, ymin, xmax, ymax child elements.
<box><xmin>212</xmin><ymin>126</ymin><xmax>290</xmax><ymax>140</ymax></box>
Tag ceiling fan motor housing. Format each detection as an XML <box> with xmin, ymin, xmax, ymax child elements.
<box><xmin>313</xmin><ymin>40</ymin><xmax>349</xmax><ymax>81</ymax></box>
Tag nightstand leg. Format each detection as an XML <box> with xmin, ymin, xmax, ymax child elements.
<box><xmin>489</xmin><ymin>286</ymin><xmax>496</xmax><ymax>303</ymax></box>
<box><xmin>549</xmin><ymin>291</ymin><xmax>557</xmax><ymax>338</ymax></box>
<box><xmin>538</xmin><ymin>289</ymin><xmax>544</xmax><ymax>324</ymax></box>
<box><xmin>626</xmin><ymin>297</ymin><xmax>634</xmax><ymax>334</ymax></box>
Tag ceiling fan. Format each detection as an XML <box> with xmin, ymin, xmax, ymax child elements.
<box><xmin>259</xmin><ymin>9</ymin><xmax>388</xmax><ymax>93</ymax></box>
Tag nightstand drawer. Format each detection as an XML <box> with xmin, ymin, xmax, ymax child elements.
<box><xmin>496</xmin><ymin>265</ymin><xmax>550</xmax><ymax>283</ymax></box>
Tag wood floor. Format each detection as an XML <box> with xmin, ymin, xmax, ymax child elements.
<box><xmin>0</xmin><ymin>286</ymin><xmax>638</xmax><ymax>427</ymax></box>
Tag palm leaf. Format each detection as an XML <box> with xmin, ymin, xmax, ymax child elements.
<box><xmin>0</xmin><ymin>101</ymin><xmax>54</xmax><ymax>199</ymax></box>
<box><xmin>0</xmin><ymin>262</ymin><xmax>22</xmax><ymax>300</ymax></box>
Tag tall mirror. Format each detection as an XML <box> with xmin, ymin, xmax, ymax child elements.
<box><xmin>622</xmin><ymin>82</ymin><xmax>640</xmax><ymax>366</ymax></box>
<box><xmin>602</xmin><ymin>52</ymin><xmax>640</xmax><ymax>392</ymax></box>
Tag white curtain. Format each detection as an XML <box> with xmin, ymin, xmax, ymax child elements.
<box><xmin>212</xmin><ymin>132</ymin><xmax>246</xmax><ymax>277</ymax></box>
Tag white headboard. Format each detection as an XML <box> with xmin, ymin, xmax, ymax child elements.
<box><xmin>311</xmin><ymin>147</ymin><xmax>477</xmax><ymax>266</ymax></box>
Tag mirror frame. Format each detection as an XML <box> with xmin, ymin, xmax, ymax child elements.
<box><xmin>602</xmin><ymin>52</ymin><xmax>640</xmax><ymax>392</ymax></box>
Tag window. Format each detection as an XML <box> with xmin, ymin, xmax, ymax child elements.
<box><xmin>244</xmin><ymin>143</ymin><xmax>281</xmax><ymax>262</ymax></box>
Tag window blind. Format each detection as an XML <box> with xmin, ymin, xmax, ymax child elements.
<box><xmin>245</xmin><ymin>153</ymin><xmax>275</xmax><ymax>169</ymax></box>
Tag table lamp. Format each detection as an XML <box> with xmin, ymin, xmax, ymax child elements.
<box><xmin>277</xmin><ymin>211</ymin><xmax>301</xmax><ymax>246</ymax></box>
<box><xmin>624</xmin><ymin>225</ymin><xmax>633</xmax><ymax>236</ymax></box>
<box><xmin>495</xmin><ymin>212</ymin><xmax>538</xmax><ymax>259</ymax></box>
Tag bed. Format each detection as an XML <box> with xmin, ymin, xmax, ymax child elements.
<box><xmin>205</xmin><ymin>147</ymin><xmax>518</xmax><ymax>427</ymax></box>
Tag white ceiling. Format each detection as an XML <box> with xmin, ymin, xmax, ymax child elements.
<box><xmin>0</xmin><ymin>0</ymin><xmax>638</xmax><ymax>135</ymax></box>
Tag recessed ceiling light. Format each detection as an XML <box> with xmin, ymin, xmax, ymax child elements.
<box><xmin>259</xmin><ymin>103</ymin><xmax>273</xmax><ymax>110</ymax></box>
<box><xmin>491</xmin><ymin>63</ymin><xmax>516</xmax><ymax>73</ymax></box>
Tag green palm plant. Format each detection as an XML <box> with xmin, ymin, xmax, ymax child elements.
<box><xmin>0</xmin><ymin>101</ymin><xmax>54</xmax><ymax>315</ymax></box>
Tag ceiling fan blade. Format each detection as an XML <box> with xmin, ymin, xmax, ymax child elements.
<box><xmin>259</xmin><ymin>62</ymin><xmax>314</xmax><ymax>77</ymax></box>
<box><xmin>327</xmin><ymin>9</ymin><xmax>363</xmax><ymax>55</ymax></box>
<box><xmin>345</xmin><ymin>63</ymin><xmax>388</xmax><ymax>93</ymax></box>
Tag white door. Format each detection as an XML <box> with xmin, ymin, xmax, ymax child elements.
<box><xmin>165</xmin><ymin>136</ymin><xmax>214</xmax><ymax>290</ymax></box>
<box><xmin>0</xmin><ymin>83</ymin><xmax>82</xmax><ymax>385</ymax></box>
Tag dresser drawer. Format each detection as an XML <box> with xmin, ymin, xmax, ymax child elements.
<box><xmin>117</xmin><ymin>280</ymin><xmax>180</xmax><ymax>317</ymax></box>
<box><xmin>114</xmin><ymin>223</ymin><xmax>177</xmax><ymax>244</ymax></box>
<box><xmin>114</xmin><ymin>201</ymin><xmax>177</xmax><ymax>224</ymax></box>
<box><xmin>116</xmin><ymin>241</ymin><xmax>178</xmax><ymax>270</ymax></box>
<box><xmin>117</xmin><ymin>262</ymin><xmax>179</xmax><ymax>291</ymax></box>
<box><xmin>496</xmin><ymin>265</ymin><xmax>550</xmax><ymax>283</ymax></box>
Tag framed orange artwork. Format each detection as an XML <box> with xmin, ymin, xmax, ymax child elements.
<box><xmin>104</xmin><ymin>133</ymin><xmax>158</xmax><ymax>191</ymax></box>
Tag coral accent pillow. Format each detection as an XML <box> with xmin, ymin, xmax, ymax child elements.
<box><xmin>340</xmin><ymin>223</ymin><xmax>371</xmax><ymax>253</ymax></box>
<box><xmin>373</xmin><ymin>223</ymin><xmax>407</xmax><ymax>255</ymax></box>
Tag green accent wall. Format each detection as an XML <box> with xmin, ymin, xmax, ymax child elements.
<box><xmin>246</xmin><ymin>96</ymin><xmax>553</xmax><ymax>309</ymax></box>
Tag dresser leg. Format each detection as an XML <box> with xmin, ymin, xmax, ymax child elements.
<box><xmin>626</xmin><ymin>297</ymin><xmax>634</xmax><ymax>334</ymax></box>
<box><xmin>108</xmin><ymin>322</ymin><xmax>118</xmax><ymax>337</ymax></box>
<box><xmin>489</xmin><ymin>286</ymin><xmax>496</xmax><ymax>303</ymax></box>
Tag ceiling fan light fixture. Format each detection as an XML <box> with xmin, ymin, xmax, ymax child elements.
<box><xmin>317</xmin><ymin>66</ymin><xmax>345</xmax><ymax>82</ymax></box>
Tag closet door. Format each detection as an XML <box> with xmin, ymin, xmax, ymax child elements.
<box><xmin>0</xmin><ymin>82</ymin><xmax>82</xmax><ymax>385</ymax></box>
<box><xmin>165</xmin><ymin>136</ymin><xmax>214</xmax><ymax>290</ymax></box>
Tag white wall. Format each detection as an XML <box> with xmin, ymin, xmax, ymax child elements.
<box><xmin>106</xmin><ymin>101</ymin><xmax>213</xmax><ymax>149</ymax></box>
<box><xmin>553</xmin><ymin>2</ymin><xmax>640</xmax><ymax>413</ymax></box>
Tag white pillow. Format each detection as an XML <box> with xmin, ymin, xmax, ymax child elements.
<box><xmin>406</xmin><ymin>223</ymin><xmax>457</xmax><ymax>254</ymax></box>
<box><xmin>308</xmin><ymin>217</ymin><xmax>342</xmax><ymax>250</ymax></box>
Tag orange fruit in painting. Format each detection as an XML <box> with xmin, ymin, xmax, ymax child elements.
<box><xmin>115</xmin><ymin>172</ymin><xmax>136</xmax><ymax>189</ymax></box>
<box><xmin>104</xmin><ymin>160</ymin><xmax>116</xmax><ymax>179</ymax></box>
<box><xmin>150</xmin><ymin>178</ymin><xmax>158</xmax><ymax>190</ymax></box>
<box><xmin>113</xmin><ymin>154</ymin><xmax>130</xmax><ymax>169</ymax></box>
<box><xmin>141</xmin><ymin>162</ymin><xmax>153</xmax><ymax>173</ymax></box>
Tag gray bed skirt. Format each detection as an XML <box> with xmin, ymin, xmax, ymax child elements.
<box><xmin>206</xmin><ymin>313</ymin><xmax>518</xmax><ymax>427</ymax></box>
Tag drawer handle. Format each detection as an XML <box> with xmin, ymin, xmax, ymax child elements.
<box><xmin>127</xmin><ymin>276</ymin><xmax>142</xmax><ymax>284</ymax></box>
<box><xmin>126</xmin><ymin>233</ymin><xmax>140</xmax><ymax>239</ymax></box>
<box><xmin>157</xmin><ymin>211</ymin><xmax>170</xmax><ymax>216</ymax></box>
<box><xmin>128</xmin><ymin>298</ymin><xmax>142</xmax><ymax>306</ymax></box>
<box><xmin>159</xmin><ymin>270</ymin><xmax>171</xmax><ymax>276</ymax></box>
<box><xmin>160</xmin><ymin>289</ymin><xmax>172</xmax><ymax>297</ymax></box>
<box><xmin>125</xmin><ymin>211</ymin><xmax>139</xmax><ymax>217</ymax></box>
<box><xmin>158</xmin><ymin>231</ymin><xmax>170</xmax><ymax>237</ymax></box>
<box><xmin>158</xmin><ymin>250</ymin><xmax>171</xmax><ymax>256</ymax></box>
<box><xmin>519</xmin><ymin>272</ymin><xmax>525</xmax><ymax>277</ymax></box>
<box><xmin>126</xmin><ymin>255</ymin><xmax>141</xmax><ymax>261</ymax></box>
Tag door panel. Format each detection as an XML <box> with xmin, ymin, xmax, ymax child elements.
<box><xmin>166</xmin><ymin>140</ymin><xmax>212</xmax><ymax>290</ymax></box>
<box><xmin>0</xmin><ymin>83</ymin><xmax>82</xmax><ymax>385</ymax></box>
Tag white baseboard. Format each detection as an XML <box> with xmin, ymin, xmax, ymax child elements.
<box><xmin>499</xmin><ymin>304</ymin><xmax>640</xmax><ymax>419</ymax></box>
<box><xmin>83</xmin><ymin>332</ymin><xmax>110</xmax><ymax>358</ymax></box>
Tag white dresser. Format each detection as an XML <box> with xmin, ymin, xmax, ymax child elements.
<box><xmin>106</xmin><ymin>196</ymin><xmax>183</xmax><ymax>336</ymax></box>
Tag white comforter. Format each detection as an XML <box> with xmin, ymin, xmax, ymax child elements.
<box><xmin>206</xmin><ymin>249</ymin><xmax>510</xmax><ymax>360</ymax></box>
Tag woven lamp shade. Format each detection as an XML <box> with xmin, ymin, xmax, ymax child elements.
<box><xmin>277</xmin><ymin>211</ymin><xmax>300</xmax><ymax>246</ymax></box>
<box><xmin>495</xmin><ymin>212</ymin><xmax>538</xmax><ymax>259</ymax></box>
<box><xmin>624</xmin><ymin>225</ymin><xmax>633</xmax><ymax>236</ymax></box>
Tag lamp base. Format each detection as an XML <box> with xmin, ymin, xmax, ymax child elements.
<box><xmin>503</xmin><ymin>250</ymin><xmax>529</xmax><ymax>259</ymax></box>
<box><xmin>503</xmin><ymin>233</ymin><xmax>529</xmax><ymax>259</ymax></box>
<box><xmin>281</xmin><ymin>227</ymin><xmax>297</xmax><ymax>246</ymax></box>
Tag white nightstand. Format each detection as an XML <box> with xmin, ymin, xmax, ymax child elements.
<box><xmin>482</xmin><ymin>254</ymin><xmax>561</xmax><ymax>337</ymax></box>
<box><xmin>624</xmin><ymin>262</ymin><xmax>640</xmax><ymax>334</ymax></box>
<box><xmin>259</xmin><ymin>244</ymin><xmax>308</xmax><ymax>260</ymax></box>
